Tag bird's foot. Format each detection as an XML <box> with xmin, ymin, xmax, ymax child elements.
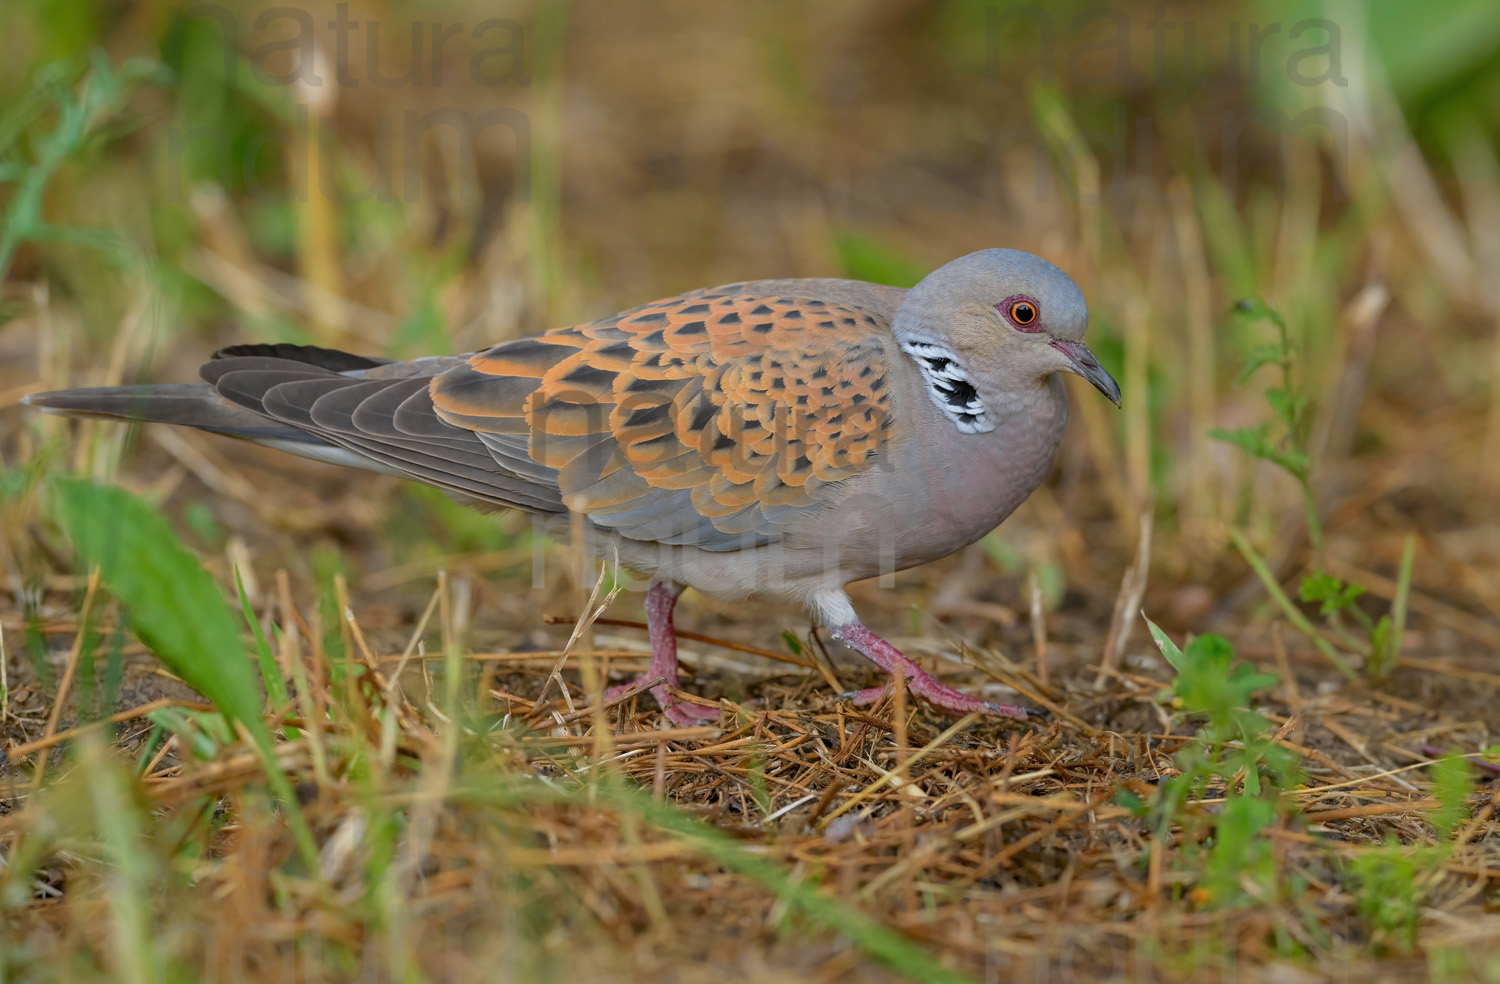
<box><xmin>828</xmin><ymin>619</ymin><xmax>1030</xmax><ymax>720</ymax></box>
<box><xmin>605</xmin><ymin>677</ymin><xmax>721</xmax><ymax>726</ymax></box>
<box><xmin>840</xmin><ymin>672</ymin><xmax>1029</xmax><ymax>720</ymax></box>
<box><xmin>660</xmin><ymin>694</ymin><xmax>723</xmax><ymax>726</ymax></box>
<box><xmin>596</xmin><ymin>578</ymin><xmax>721</xmax><ymax>726</ymax></box>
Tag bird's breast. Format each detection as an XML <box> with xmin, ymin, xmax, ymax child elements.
<box><xmin>786</xmin><ymin>376</ymin><xmax>1069</xmax><ymax>580</ymax></box>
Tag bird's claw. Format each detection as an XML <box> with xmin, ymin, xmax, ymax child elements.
<box><xmin>605</xmin><ymin>676</ymin><xmax>721</xmax><ymax>725</ymax></box>
<box><xmin>661</xmin><ymin>697</ymin><xmax>722</xmax><ymax>726</ymax></box>
<box><xmin>835</xmin><ymin>682</ymin><xmax>1032</xmax><ymax>721</ymax></box>
<box><xmin>984</xmin><ymin>701</ymin><xmax>1033</xmax><ymax>721</ymax></box>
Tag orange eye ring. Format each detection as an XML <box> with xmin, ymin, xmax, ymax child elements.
<box><xmin>998</xmin><ymin>294</ymin><xmax>1042</xmax><ymax>331</ymax></box>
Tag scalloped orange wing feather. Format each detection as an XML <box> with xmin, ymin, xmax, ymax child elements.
<box><xmin>429</xmin><ymin>281</ymin><xmax>901</xmax><ymax>550</ymax></box>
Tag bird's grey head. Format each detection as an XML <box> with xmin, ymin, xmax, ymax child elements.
<box><xmin>893</xmin><ymin>248</ymin><xmax>1121</xmax><ymax>434</ymax></box>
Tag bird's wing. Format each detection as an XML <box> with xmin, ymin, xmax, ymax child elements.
<box><xmin>429</xmin><ymin>279</ymin><xmax>906</xmax><ymax>550</ymax></box>
<box><xmin>203</xmin><ymin>345</ymin><xmax>569</xmax><ymax>512</ymax></box>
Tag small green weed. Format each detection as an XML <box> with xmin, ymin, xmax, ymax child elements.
<box><xmin>1347</xmin><ymin>753</ymin><xmax>1473</xmax><ymax>955</ymax></box>
<box><xmin>0</xmin><ymin>51</ymin><xmax>168</xmax><ymax>282</ymax></box>
<box><xmin>1215</xmin><ymin>299</ymin><xmax>1415</xmax><ymax>683</ymax></box>
<box><xmin>1140</xmin><ymin>618</ymin><xmax>1297</xmax><ymax>907</ymax></box>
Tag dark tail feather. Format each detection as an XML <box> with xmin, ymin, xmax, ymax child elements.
<box><xmin>20</xmin><ymin>383</ymin><xmax>327</xmax><ymax>444</ymax></box>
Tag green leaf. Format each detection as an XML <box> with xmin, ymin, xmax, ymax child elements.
<box><xmin>1235</xmin><ymin>342</ymin><xmax>1283</xmax><ymax>385</ymax></box>
<box><xmin>53</xmin><ymin>478</ymin><xmax>264</xmax><ymax>729</ymax></box>
<box><xmin>1264</xmin><ymin>387</ymin><xmax>1304</xmax><ymax>429</ymax></box>
<box><xmin>146</xmin><ymin>707</ymin><xmax>227</xmax><ymax>760</ymax></box>
<box><xmin>1210</xmin><ymin>424</ymin><xmax>1274</xmax><ymax>462</ymax></box>
<box><xmin>51</xmin><ymin>478</ymin><xmax>319</xmax><ymax>869</ymax></box>
<box><xmin>1231</xmin><ymin>297</ymin><xmax>1289</xmax><ymax>332</ymax></box>
<box><xmin>1298</xmin><ymin>571</ymin><xmax>1365</xmax><ymax>616</ymax></box>
<box><xmin>1144</xmin><ymin>615</ymin><xmax>1186</xmax><ymax>672</ymax></box>
<box><xmin>1203</xmin><ymin>796</ymin><xmax>1277</xmax><ymax>905</ymax></box>
<box><xmin>1146</xmin><ymin>619</ymin><xmax>1280</xmax><ymax>731</ymax></box>
<box><xmin>1113</xmin><ymin>787</ymin><xmax>1146</xmax><ymax>816</ymax></box>
<box><xmin>1269</xmin><ymin>446</ymin><xmax>1309</xmax><ymax>481</ymax></box>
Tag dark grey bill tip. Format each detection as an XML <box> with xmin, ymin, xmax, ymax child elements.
<box><xmin>1052</xmin><ymin>340</ymin><xmax>1122</xmax><ymax>407</ymax></box>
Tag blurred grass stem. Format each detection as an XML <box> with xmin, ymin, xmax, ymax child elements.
<box><xmin>1229</xmin><ymin>530</ymin><xmax>1355</xmax><ymax>681</ymax></box>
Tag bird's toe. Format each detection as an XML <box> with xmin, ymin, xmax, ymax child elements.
<box><xmin>663</xmin><ymin>699</ymin><xmax>723</xmax><ymax>726</ymax></box>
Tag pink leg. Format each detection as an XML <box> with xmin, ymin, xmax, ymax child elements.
<box><xmin>829</xmin><ymin>621</ymin><xmax>1030</xmax><ymax>720</ymax></box>
<box><xmin>604</xmin><ymin>580</ymin><xmax>720</xmax><ymax>726</ymax></box>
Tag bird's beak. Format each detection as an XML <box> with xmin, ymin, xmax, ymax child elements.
<box><xmin>1050</xmin><ymin>339</ymin><xmax>1121</xmax><ymax>407</ymax></box>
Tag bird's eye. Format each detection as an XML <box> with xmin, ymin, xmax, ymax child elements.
<box><xmin>998</xmin><ymin>296</ymin><xmax>1042</xmax><ymax>332</ymax></box>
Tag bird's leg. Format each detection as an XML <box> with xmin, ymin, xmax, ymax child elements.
<box><xmin>604</xmin><ymin>579</ymin><xmax>720</xmax><ymax>726</ymax></box>
<box><xmin>829</xmin><ymin>620</ymin><xmax>1029</xmax><ymax>720</ymax></box>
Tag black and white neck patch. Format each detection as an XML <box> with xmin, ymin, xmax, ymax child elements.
<box><xmin>900</xmin><ymin>339</ymin><xmax>993</xmax><ymax>434</ymax></box>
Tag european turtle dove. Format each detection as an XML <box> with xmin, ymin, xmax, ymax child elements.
<box><xmin>25</xmin><ymin>248</ymin><xmax>1121</xmax><ymax>725</ymax></box>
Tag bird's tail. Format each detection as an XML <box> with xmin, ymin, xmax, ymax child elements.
<box><xmin>20</xmin><ymin>343</ymin><xmax>509</xmax><ymax>486</ymax></box>
<box><xmin>21</xmin><ymin>382</ymin><xmax>325</xmax><ymax>445</ymax></box>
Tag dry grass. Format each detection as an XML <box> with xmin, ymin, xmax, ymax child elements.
<box><xmin>2</xmin><ymin>455</ymin><xmax>1498</xmax><ymax>981</ymax></box>
<box><xmin>1</xmin><ymin>550</ymin><xmax>1497</xmax><ymax>982</ymax></box>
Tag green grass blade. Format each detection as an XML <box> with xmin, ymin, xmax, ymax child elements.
<box><xmin>634</xmin><ymin>795</ymin><xmax>976</xmax><ymax>984</ymax></box>
<box><xmin>235</xmin><ymin>568</ymin><xmax>291</xmax><ymax>711</ymax></box>
<box><xmin>1143</xmin><ymin>615</ymin><xmax>1187</xmax><ymax>672</ymax></box>
<box><xmin>77</xmin><ymin>733</ymin><xmax>160</xmax><ymax>984</ymax></box>
<box><xmin>1228</xmin><ymin>530</ymin><xmax>1358</xmax><ymax>681</ymax></box>
<box><xmin>1388</xmin><ymin>534</ymin><xmax>1417</xmax><ymax>677</ymax></box>
<box><xmin>54</xmin><ymin>478</ymin><xmax>263</xmax><ymax>726</ymax></box>
<box><xmin>454</xmin><ymin>777</ymin><xmax>976</xmax><ymax>984</ymax></box>
<box><xmin>51</xmin><ymin>477</ymin><xmax>319</xmax><ymax>868</ymax></box>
